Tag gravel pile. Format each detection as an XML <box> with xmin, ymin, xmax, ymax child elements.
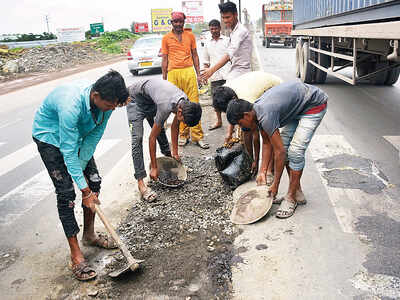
<box><xmin>102</xmin><ymin>156</ymin><xmax>238</xmax><ymax>299</ymax></box>
<box><xmin>16</xmin><ymin>43</ymin><xmax>112</xmax><ymax>73</ymax></box>
<box><xmin>120</xmin><ymin>156</ymin><xmax>235</xmax><ymax>252</ymax></box>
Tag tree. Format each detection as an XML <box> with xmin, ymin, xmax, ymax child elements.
<box><xmin>85</xmin><ymin>30</ymin><xmax>92</xmax><ymax>40</ymax></box>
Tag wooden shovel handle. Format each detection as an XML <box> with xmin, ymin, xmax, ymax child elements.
<box><xmin>94</xmin><ymin>204</ymin><xmax>143</xmax><ymax>268</ymax></box>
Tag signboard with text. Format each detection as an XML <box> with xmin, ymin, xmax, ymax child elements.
<box><xmin>56</xmin><ymin>27</ymin><xmax>85</xmax><ymax>43</ymax></box>
<box><xmin>134</xmin><ymin>23</ymin><xmax>149</xmax><ymax>33</ymax></box>
<box><xmin>90</xmin><ymin>23</ymin><xmax>104</xmax><ymax>35</ymax></box>
<box><xmin>182</xmin><ymin>1</ymin><xmax>204</xmax><ymax>23</ymax></box>
<box><xmin>151</xmin><ymin>8</ymin><xmax>172</xmax><ymax>32</ymax></box>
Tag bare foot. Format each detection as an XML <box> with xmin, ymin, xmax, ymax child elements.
<box><xmin>209</xmin><ymin>123</ymin><xmax>222</xmax><ymax>131</ymax></box>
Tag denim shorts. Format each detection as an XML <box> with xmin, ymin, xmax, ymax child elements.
<box><xmin>280</xmin><ymin>106</ymin><xmax>327</xmax><ymax>171</ymax></box>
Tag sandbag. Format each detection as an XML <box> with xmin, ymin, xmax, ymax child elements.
<box><xmin>215</xmin><ymin>143</ymin><xmax>243</xmax><ymax>171</ymax></box>
<box><xmin>218</xmin><ymin>146</ymin><xmax>253</xmax><ymax>190</ymax></box>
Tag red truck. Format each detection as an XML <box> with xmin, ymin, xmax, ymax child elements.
<box><xmin>262</xmin><ymin>0</ymin><xmax>296</xmax><ymax>48</ymax></box>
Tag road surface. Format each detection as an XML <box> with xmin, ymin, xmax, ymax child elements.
<box><xmin>0</xmin><ymin>40</ymin><xmax>400</xmax><ymax>299</ymax></box>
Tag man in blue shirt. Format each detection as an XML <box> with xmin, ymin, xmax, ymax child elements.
<box><xmin>32</xmin><ymin>70</ymin><xmax>129</xmax><ymax>281</ymax></box>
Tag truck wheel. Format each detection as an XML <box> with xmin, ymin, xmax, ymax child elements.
<box><xmin>291</xmin><ymin>40</ymin><xmax>296</xmax><ymax>48</ymax></box>
<box><xmin>385</xmin><ymin>66</ymin><xmax>400</xmax><ymax>85</ymax></box>
<box><xmin>356</xmin><ymin>62</ymin><xmax>370</xmax><ymax>77</ymax></box>
<box><xmin>300</xmin><ymin>42</ymin><xmax>315</xmax><ymax>83</ymax></box>
<box><xmin>314</xmin><ymin>48</ymin><xmax>330</xmax><ymax>84</ymax></box>
<box><xmin>371</xmin><ymin>62</ymin><xmax>388</xmax><ymax>85</ymax></box>
<box><xmin>262</xmin><ymin>39</ymin><xmax>266</xmax><ymax>47</ymax></box>
<box><xmin>266</xmin><ymin>38</ymin><xmax>270</xmax><ymax>48</ymax></box>
<box><xmin>295</xmin><ymin>43</ymin><xmax>302</xmax><ymax>78</ymax></box>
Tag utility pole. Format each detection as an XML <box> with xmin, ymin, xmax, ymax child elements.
<box><xmin>238</xmin><ymin>0</ymin><xmax>242</xmax><ymax>23</ymax></box>
<box><xmin>45</xmin><ymin>14</ymin><xmax>50</xmax><ymax>33</ymax></box>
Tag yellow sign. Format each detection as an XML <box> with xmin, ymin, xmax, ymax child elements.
<box><xmin>151</xmin><ymin>8</ymin><xmax>173</xmax><ymax>32</ymax></box>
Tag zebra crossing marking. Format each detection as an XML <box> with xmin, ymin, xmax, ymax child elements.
<box><xmin>0</xmin><ymin>139</ymin><xmax>120</xmax><ymax>225</ymax></box>
<box><xmin>0</xmin><ymin>143</ymin><xmax>38</xmax><ymax>177</ymax></box>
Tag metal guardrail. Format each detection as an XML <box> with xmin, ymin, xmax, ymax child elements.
<box><xmin>0</xmin><ymin>40</ymin><xmax>60</xmax><ymax>49</ymax></box>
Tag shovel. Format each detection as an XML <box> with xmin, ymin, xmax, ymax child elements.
<box><xmin>94</xmin><ymin>204</ymin><xmax>144</xmax><ymax>278</ymax></box>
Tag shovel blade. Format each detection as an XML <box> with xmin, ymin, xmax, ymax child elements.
<box><xmin>108</xmin><ymin>262</ymin><xmax>141</xmax><ymax>278</ymax></box>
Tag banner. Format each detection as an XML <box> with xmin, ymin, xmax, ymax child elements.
<box><xmin>151</xmin><ymin>8</ymin><xmax>173</xmax><ymax>32</ymax></box>
<box><xmin>56</xmin><ymin>27</ymin><xmax>85</xmax><ymax>43</ymax></box>
<box><xmin>134</xmin><ymin>23</ymin><xmax>149</xmax><ymax>33</ymax></box>
<box><xmin>182</xmin><ymin>1</ymin><xmax>204</xmax><ymax>23</ymax></box>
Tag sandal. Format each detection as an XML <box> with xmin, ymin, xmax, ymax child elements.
<box><xmin>178</xmin><ymin>136</ymin><xmax>188</xmax><ymax>146</ymax></box>
<box><xmin>273</xmin><ymin>191</ymin><xmax>307</xmax><ymax>205</ymax></box>
<box><xmin>141</xmin><ymin>188</ymin><xmax>157</xmax><ymax>202</ymax></box>
<box><xmin>266</xmin><ymin>174</ymin><xmax>274</xmax><ymax>186</ymax></box>
<box><xmin>70</xmin><ymin>261</ymin><xmax>97</xmax><ymax>281</ymax></box>
<box><xmin>276</xmin><ymin>199</ymin><xmax>297</xmax><ymax>219</ymax></box>
<box><xmin>82</xmin><ymin>233</ymin><xmax>117</xmax><ymax>249</ymax></box>
<box><xmin>195</xmin><ymin>140</ymin><xmax>210</xmax><ymax>149</ymax></box>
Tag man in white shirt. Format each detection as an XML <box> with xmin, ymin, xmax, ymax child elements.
<box><xmin>203</xmin><ymin>19</ymin><xmax>230</xmax><ymax>130</ymax></box>
<box><xmin>200</xmin><ymin>1</ymin><xmax>252</xmax><ymax>82</ymax></box>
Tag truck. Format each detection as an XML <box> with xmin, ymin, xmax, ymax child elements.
<box><xmin>291</xmin><ymin>0</ymin><xmax>400</xmax><ymax>85</ymax></box>
<box><xmin>262</xmin><ymin>0</ymin><xmax>297</xmax><ymax>48</ymax></box>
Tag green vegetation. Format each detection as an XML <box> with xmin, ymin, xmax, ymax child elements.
<box><xmin>92</xmin><ymin>30</ymin><xmax>139</xmax><ymax>54</ymax></box>
<box><xmin>3</xmin><ymin>32</ymin><xmax>57</xmax><ymax>42</ymax></box>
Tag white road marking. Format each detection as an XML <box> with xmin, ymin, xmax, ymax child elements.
<box><xmin>309</xmin><ymin>135</ymin><xmax>359</xmax><ymax>234</ymax></box>
<box><xmin>384</xmin><ymin>136</ymin><xmax>400</xmax><ymax>161</ymax></box>
<box><xmin>0</xmin><ymin>143</ymin><xmax>38</xmax><ymax>177</ymax></box>
<box><xmin>0</xmin><ymin>118</ymin><xmax>23</xmax><ymax>129</ymax></box>
<box><xmin>0</xmin><ymin>139</ymin><xmax>120</xmax><ymax>225</ymax></box>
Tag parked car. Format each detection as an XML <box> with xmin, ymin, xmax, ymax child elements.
<box><xmin>199</xmin><ymin>30</ymin><xmax>210</xmax><ymax>47</ymax></box>
<box><xmin>127</xmin><ymin>34</ymin><xmax>163</xmax><ymax>76</ymax></box>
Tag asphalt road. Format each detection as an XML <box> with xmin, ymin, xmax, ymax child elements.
<box><xmin>0</xmin><ymin>40</ymin><xmax>400</xmax><ymax>299</ymax></box>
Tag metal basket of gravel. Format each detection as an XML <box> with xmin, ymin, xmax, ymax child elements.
<box><xmin>153</xmin><ymin>157</ymin><xmax>187</xmax><ymax>188</ymax></box>
<box><xmin>230</xmin><ymin>181</ymin><xmax>273</xmax><ymax>224</ymax></box>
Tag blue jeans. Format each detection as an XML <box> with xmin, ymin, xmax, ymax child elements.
<box><xmin>280</xmin><ymin>107</ymin><xmax>327</xmax><ymax>171</ymax></box>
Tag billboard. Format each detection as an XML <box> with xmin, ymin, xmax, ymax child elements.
<box><xmin>151</xmin><ymin>8</ymin><xmax>172</xmax><ymax>32</ymax></box>
<box><xmin>182</xmin><ymin>1</ymin><xmax>204</xmax><ymax>23</ymax></box>
<box><xmin>134</xmin><ymin>23</ymin><xmax>149</xmax><ymax>33</ymax></box>
<box><xmin>56</xmin><ymin>27</ymin><xmax>85</xmax><ymax>43</ymax></box>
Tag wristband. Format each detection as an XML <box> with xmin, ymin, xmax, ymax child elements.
<box><xmin>82</xmin><ymin>191</ymin><xmax>93</xmax><ymax>200</ymax></box>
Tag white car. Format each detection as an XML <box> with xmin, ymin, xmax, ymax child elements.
<box><xmin>127</xmin><ymin>35</ymin><xmax>163</xmax><ymax>76</ymax></box>
<box><xmin>200</xmin><ymin>30</ymin><xmax>211</xmax><ymax>47</ymax></box>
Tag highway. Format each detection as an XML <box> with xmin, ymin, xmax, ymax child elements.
<box><xmin>0</xmin><ymin>40</ymin><xmax>399</xmax><ymax>299</ymax></box>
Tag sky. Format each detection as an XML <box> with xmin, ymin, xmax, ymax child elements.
<box><xmin>1</xmin><ymin>0</ymin><xmax>263</xmax><ymax>35</ymax></box>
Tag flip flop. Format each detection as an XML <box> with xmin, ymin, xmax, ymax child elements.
<box><xmin>276</xmin><ymin>199</ymin><xmax>297</xmax><ymax>219</ymax></box>
<box><xmin>195</xmin><ymin>140</ymin><xmax>210</xmax><ymax>149</ymax></box>
<box><xmin>82</xmin><ymin>233</ymin><xmax>117</xmax><ymax>249</ymax></box>
<box><xmin>208</xmin><ymin>124</ymin><xmax>222</xmax><ymax>131</ymax></box>
<box><xmin>266</xmin><ymin>174</ymin><xmax>274</xmax><ymax>186</ymax></box>
<box><xmin>273</xmin><ymin>192</ymin><xmax>307</xmax><ymax>205</ymax></box>
<box><xmin>178</xmin><ymin>137</ymin><xmax>188</xmax><ymax>146</ymax></box>
<box><xmin>141</xmin><ymin>188</ymin><xmax>157</xmax><ymax>202</ymax></box>
<box><xmin>70</xmin><ymin>261</ymin><xmax>97</xmax><ymax>281</ymax></box>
